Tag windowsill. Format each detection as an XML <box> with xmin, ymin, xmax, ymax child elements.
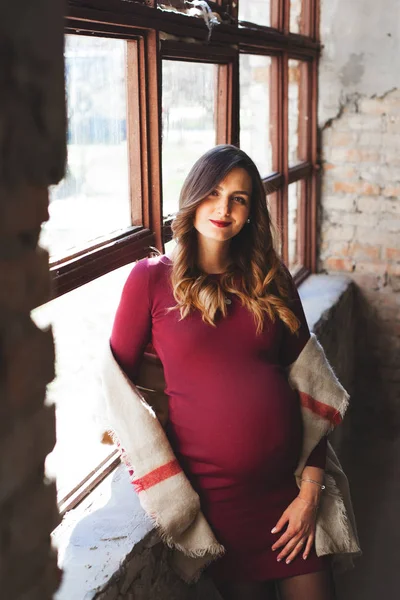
<box><xmin>53</xmin><ymin>272</ymin><xmax>354</xmax><ymax>600</ymax></box>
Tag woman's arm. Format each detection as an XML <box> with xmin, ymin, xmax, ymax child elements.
<box><xmin>110</xmin><ymin>258</ymin><xmax>152</xmax><ymax>381</ymax></box>
<box><xmin>279</xmin><ymin>264</ymin><xmax>328</xmax><ymax>470</ymax></box>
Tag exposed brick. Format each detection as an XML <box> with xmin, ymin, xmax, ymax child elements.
<box><xmin>330</xmin><ymin>147</ymin><xmax>380</xmax><ymax>163</ymax></box>
<box><xmin>355</xmin><ymin>227</ymin><xmax>399</xmax><ymax>249</ymax></box>
<box><xmin>358</xmin><ymin>97</ymin><xmax>388</xmax><ymax>116</ymax></box>
<box><xmin>383</xmin><ymin>199</ymin><xmax>400</xmax><ymax>215</ymax></box>
<box><xmin>355</xmin><ymin>261</ymin><xmax>388</xmax><ymax>277</ymax></box>
<box><xmin>383</xmin><ymin>185</ymin><xmax>400</xmax><ymax>198</ymax></box>
<box><xmin>333</xmin><ymin>181</ymin><xmax>381</xmax><ymax>195</ymax></box>
<box><xmin>386</xmin><ymin>116</ymin><xmax>400</xmax><ymax>134</ymax></box>
<box><xmin>347</xmin><ymin>114</ymin><xmax>385</xmax><ymax>132</ymax></box>
<box><xmin>356</xmin><ymin>196</ymin><xmax>382</xmax><ymax>214</ymax></box>
<box><xmin>385</xmin><ymin>247</ymin><xmax>400</xmax><ymax>262</ymax></box>
<box><xmin>321</xmin><ymin>222</ymin><xmax>355</xmax><ymax>242</ymax></box>
<box><xmin>323</xmin><ymin>195</ymin><xmax>356</xmax><ymax>212</ymax></box>
<box><xmin>325</xmin><ymin>257</ymin><xmax>355</xmax><ymax>272</ymax></box>
<box><xmin>327</xmin><ymin>210</ymin><xmax>377</xmax><ymax>228</ymax></box>
<box><xmin>348</xmin><ymin>242</ymin><xmax>381</xmax><ymax>262</ymax></box>
<box><xmin>378</xmin><ymin>216</ymin><xmax>400</xmax><ymax>233</ymax></box>
<box><xmin>331</xmin><ymin>131</ymin><xmax>358</xmax><ymax>146</ymax></box>
<box><xmin>321</xmin><ymin>224</ymin><xmax>355</xmax><ymax>243</ymax></box>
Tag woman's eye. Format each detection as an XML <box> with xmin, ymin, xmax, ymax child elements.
<box><xmin>234</xmin><ymin>196</ymin><xmax>246</xmax><ymax>205</ymax></box>
<box><xmin>210</xmin><ymin>190</ymin><xmax>219</xmax><ymax>197</ymax></box>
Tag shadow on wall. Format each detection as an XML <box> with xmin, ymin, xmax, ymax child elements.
<box><xmin>334</xmin><ymin>285</ymin><xmax>400</xmax><ymax>600</ymax></box>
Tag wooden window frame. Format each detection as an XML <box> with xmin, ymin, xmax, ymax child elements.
<box><xmin>53</xmin><ymin>0</ymin><xmax>320</xmax><ymax>513</ymax></box>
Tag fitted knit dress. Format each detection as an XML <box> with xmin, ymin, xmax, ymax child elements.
<box><xmin>110</xmin><ymin>255</ymin><xmax>329</xmax><ymax>582</ymax></box>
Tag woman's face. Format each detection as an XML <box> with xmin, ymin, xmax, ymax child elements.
<box><xmin>193</xmin><ymin>167</ymin><xmax>252</xmax><ymax>243</ymax></box>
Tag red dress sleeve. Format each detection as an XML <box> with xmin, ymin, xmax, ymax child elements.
<box><xmin>110</xmin><ymin>259</ymin><xmax>152</xmax><ymax>382</ymax></box>
<box><xmin>279</xmin><ymin>264</ymin><xmax>327</xmax><ymax>469</ymax></box>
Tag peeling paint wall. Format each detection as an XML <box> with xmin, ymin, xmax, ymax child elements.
<box><xmin>319</xmin><ymin>0</ymin><xmax>400</xmax><ymax>126</ymax></box>
<box><xmin>319</xmin><ymin>6</ymin><xmax>400</xmax><ymax>598</ymax></box>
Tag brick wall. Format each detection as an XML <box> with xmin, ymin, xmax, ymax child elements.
<box><xmin>0</xmin><ymin>2</ymin><xmax>66</xmax><ymax>599</ymax></box>
<box><xmin>320</xmin><ymin>89</ymin><xmax>400</xmax><ymax>434</ymax></box>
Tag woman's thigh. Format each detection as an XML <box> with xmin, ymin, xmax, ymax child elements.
<box><xmin>277</xmin><ymin>569</ymin><xmax>335</xmax><ymax>600</ymax></box>
<box><xmin>214</xmin><ymin>579</ymin><xmax>277</xmax><ymax>600</ymax></box>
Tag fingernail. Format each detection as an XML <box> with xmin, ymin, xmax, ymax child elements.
<box><xmin>277</xmin><ymin>557</ymin><xmax>281</xmax><ymax>562</ymax></box>
<box><xmin>271</xmin><ymin>527</ymin><xmax>277</xmax><ymax>533</ymax></box>
<box><xmin>286</xmin><ymin>559</ymin><xmax>291</xmax><ymax>564</ymax></box>
<box><xmin>303</xmin><ymin>555</ymin><xmax>308</xmax><ymax>560</ymax></box>
<box><xmin>272</xmin><ymin>547</ymin><xmax>276</xmax><ymax>551</ymax></box>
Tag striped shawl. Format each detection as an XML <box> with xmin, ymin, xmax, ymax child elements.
<box><xmin>100</xmin><ymin>332</ymin><xmax>361</xmax><ymax>583</ymax></box>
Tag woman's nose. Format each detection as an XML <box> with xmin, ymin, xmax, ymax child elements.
<box><xmin>216</xmin><ymin>196</ymin><xmax>231</xmax><ymax>216</ymax></box>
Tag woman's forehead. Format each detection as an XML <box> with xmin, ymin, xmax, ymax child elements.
<box><xmin>217</xmin><ymin>167</ymin><xmax>252</xmax><ymax>192</ymax></box>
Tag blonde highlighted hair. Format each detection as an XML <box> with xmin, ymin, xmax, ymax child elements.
<box><xmin>169</xmin><ymin>145</ymin><xmax>300</xmax><ymax>335</ymax></box>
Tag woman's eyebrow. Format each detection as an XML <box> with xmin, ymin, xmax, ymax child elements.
<box><xmin>215</xmin><ymin>185</ymin><xmax>251</xmax><ymax>196</ymax></box>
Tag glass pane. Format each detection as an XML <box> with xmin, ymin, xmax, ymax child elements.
<box><xmin>162</xmin><ymin>61</ymin><xmax>217</xmax><ymax>217</ymax></box>
<box><xmin>41</xmin><ymin>35</ymin><xmax>131</xmax><ymax>260</ymax></box>
<box><xmin>267</xmin><ymin>191</ymin><xmax>281</xmax><ymax>255</ymax></box>
<box><xmin>240</xmin><ymin>54</ymin><xmax>273</xmax><ymax>177</ymax></box>
<box><xmin>288</xmin><ymin>59</ymin><xmax>307</xmax><ymax>166</ymax></box>
<box><xmin>31</xmin><ymin>263</ymin><xmax>135</xmax><ymax>502</ymax></box>
<box><xmin>239</xmin><ymin>0</ymin><xmax>271</xmax><ymax>28</ymax></box>
<box><xmin>288</xmin><ymin>181</ymin><xmax>303</xmax><ymax>272</ymax></box>
<box><xmin>290</xmin><ymin>0</ymin><xmax>303</xmax><ymax>33</ymax></box>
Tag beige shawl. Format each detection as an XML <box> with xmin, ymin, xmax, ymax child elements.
<box><xmin>100</xmin><ymin>333</ymin><xmax>361</xmax><ymax>583</ymax></box>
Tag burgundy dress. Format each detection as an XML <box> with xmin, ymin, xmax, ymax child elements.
<box><xmin>110</xmin><ymin>255</ymin><xmax>329</xmax><ymax>582</ymax></box>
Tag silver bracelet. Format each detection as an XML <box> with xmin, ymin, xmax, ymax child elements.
<box><xmin>300</xmin><ymin>477</ymin><xmax>326</xmax><ymax>491</ymax></box>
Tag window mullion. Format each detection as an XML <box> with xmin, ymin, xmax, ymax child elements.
<box><xmin>126</xmin><ymin>40</ymin><xmax>143</xmax><ymax>226</ymax></box>
<box><xmin>282</xmin><ymin>52</ymin><xmax>289</xmax><ymax>264</ymax></box>
<box><xmin>143</xmin><ymin>30</ymin><xmax>163</xmax><ymax>251</ymax></box>
<box><xmin>309</xmin><ymin>55</ymin><xmax>318</xmax><ymax>272</ymax></box>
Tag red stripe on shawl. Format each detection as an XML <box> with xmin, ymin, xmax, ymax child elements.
<box><xmin>299</xmin><ymin>391</ymin><xmax>342</xmax><ymax>426</ymax></box>
<box><xmin>133</xmin><ymin>459</ymin><xmax>182</xmax><ymax>493</ymax></box>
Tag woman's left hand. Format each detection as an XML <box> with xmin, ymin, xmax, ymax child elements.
<box><xmin>271</xmin><ymin>496</ymin><xmax>318</xmax><ymax>563</ymax></box>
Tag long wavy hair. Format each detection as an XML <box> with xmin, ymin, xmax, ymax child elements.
<box><xmin>169</xmin><ymin>145</ymin><xmax>300</xmax><ymax>335</ymax></box>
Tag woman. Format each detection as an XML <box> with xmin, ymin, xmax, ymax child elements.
<box><xmin>110</xmin><ymin>145</ymin><xmax>336</xmax><ymax>599</ymax></box>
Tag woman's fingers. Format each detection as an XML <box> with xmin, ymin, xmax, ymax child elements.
<box><xmin>271</xmin><ymin>512</ymin><xmax>289</xmax><ymax>535</ymax></box>
<box><xmin>285</xmin><ymin>538</ymin><xmax>306</xmax><ymax>564</ymax></box>
<box><xmin>271</xmin><ymin>529</ymin><xmax>294</xmax><ymax>552</ymax></box>
<box><xmin>276</xmin><ymin>534</ymin><xmax>302</xmax><ymax>562</ymax></box>
<box><xmin>303</xmin><ymin>534</ymin><xmax>314</xmax><ymax>560</ymax></box>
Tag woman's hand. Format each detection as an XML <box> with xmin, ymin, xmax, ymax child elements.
<box><xmin>271</xmin><ymin>496</ymin><xmax>318</xmax><ymax>564</ymax></box>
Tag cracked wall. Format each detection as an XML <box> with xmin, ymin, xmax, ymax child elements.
<box><xmin>319</xmin><ymin>0</ymin><xmax>400</xmax><ymax>126</ymax></box>
<box><xmin>319</xmin><ymin>7</ymin><xmax>400</xmax><ymax>597</ymax></box>
<box><xmin>319</xmin><ymin>0</ymin><xmax>400</xmax><ymax>501</ymax></box>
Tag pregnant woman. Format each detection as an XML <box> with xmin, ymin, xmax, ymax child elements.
<box><xmin>109</xmin><ymin>145</ymin><xmax>353</xmax><ymax>599</ymax></box>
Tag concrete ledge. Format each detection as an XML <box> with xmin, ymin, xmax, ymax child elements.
<box><xmin>53</xmin><ymin>273</ymin><xmax>355</xmax><ymax>600</ymax></box>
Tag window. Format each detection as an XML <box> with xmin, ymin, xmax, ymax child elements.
<box><xmin>39</xmin><ymin>0</ymin><xmax>320</xmax><ymax>513</ymax></box>
<box><xmin>162</xmin><ymin>60</ymin><xmax>217</xmax><ymax>217</ymax></box>
<box><xmin>42</xmin><ymin>36</ymin><xmax>131</xmax><ymax>260</ymax></box>
<box><xmin>290</xmin><ymin>0</ymin><xmax>304</xmax><ymax>34</ymax></box>
<box><xmin>240</xmin><ymin>54</ymin><xmax>273</xmax><ymax>177</ymax></box>
<box><xmin>239</xmin><ymin>0</ymin><xmax>271</xmax><ymax>28</ymax></box>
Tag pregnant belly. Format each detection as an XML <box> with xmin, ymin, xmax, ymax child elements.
<box><xmin>167</xmin><ymin>370</ymin><xmax>303</xmax><ymax>484</ymax></box>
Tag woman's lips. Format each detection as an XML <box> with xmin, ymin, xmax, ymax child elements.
<box><xmin>210</xmin><ymin>220</ymin><xmax>231</xmax><ymax>228</ymax></box>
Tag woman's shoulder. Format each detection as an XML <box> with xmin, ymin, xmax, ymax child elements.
<box><xmin>131</xmin><ymin>254</ymin><xmax>172</xmax><ymax>289</ymax></box>
<box><xmin>131</xmin><ymin>253</ymin><xmax>171</xmax><ymax>271</ymax></box>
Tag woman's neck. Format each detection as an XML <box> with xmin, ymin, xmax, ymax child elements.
<box><xmin>196</xmin><ymin>236</ymin><xmax>231</xmax><ymax>274</ymax></box>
